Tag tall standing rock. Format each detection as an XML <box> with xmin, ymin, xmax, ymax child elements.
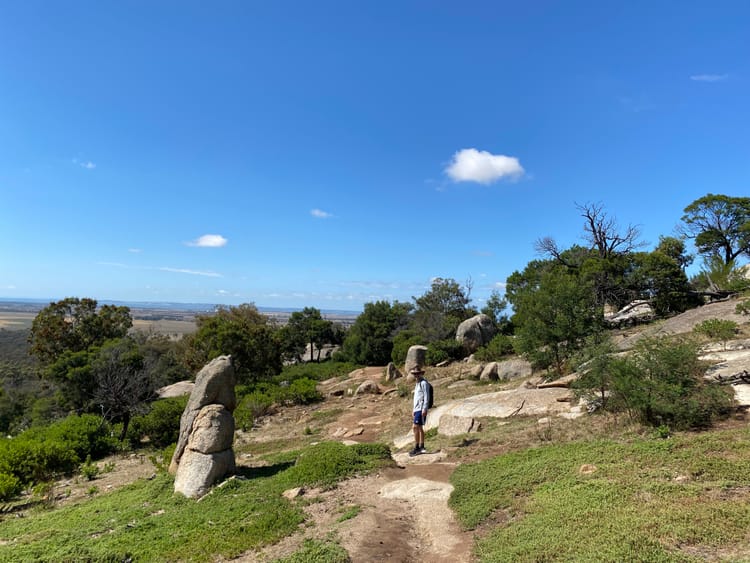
<box><xmin>456</xmin><ymin>314</ymin><xmax>497</xmax><ymax>353</ymax></box>
<box><xmin>405</xmin><ymin>345</ymin><xmax>428</xmax><ymax>382</ymax></box>
<box><xmin>170</xmin><ymin>355</ymin><xmax>237</xmax><ymax>499</ymax></box>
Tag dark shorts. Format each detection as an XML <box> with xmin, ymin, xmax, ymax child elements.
<box><xmin>413</xmin><ymin>411</ymin><xmax>426</xmax><ymax>425</ymax></box>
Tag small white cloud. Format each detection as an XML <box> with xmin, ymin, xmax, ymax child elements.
<box><xmin>217</xmin><ymin>289</ymin><xmax>229</xmax><ymax>295</ymax></box>
<box><xmin>311</xmin><ymin>208</ymin><xmax>333</xmax><ymax>219</ymax></box>
<box><xmin>128</xmin><ymin>248</ymin><xmax>142</xmax><ymax>254</ymax></box>
<box><xmin>186</xmin><ymin>234</ymin><xmax>228</xmax><ymax>248</ymax></box>
<box><xmin>81</xmin><ymin>161</ymin><xmax>96</xmax><ymax>169</ymax></box>
<box><xmin>160</xmin><ymin>267</ymin><xmax>222</xmax><ymax>278</ymax></box>
<box><xmin>445</xmin><ymin>148</ymin><xmax>524</xmax><ymax>184</ymax></box>
<box><xmin>690</xmin><ymin>74</ymin><xmax>728</xmax><ymax>82</ymax></box>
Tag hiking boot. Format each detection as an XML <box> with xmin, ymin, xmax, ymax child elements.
<box><xmin>419</xmin><ymin>446</ymin><xmax>427</xmax><ymax>454</ymax></box>
<box><xmin>408</xmin><ymin>446</ymin><xmax>421</xmax><ymax>456</ymax></box>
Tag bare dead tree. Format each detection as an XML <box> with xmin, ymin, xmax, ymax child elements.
<box><xmin>577</xmin><ymin>202</ymin><xmax>644</xmax><ymax>258</ymax></box>
<box><xmin>534</xmin><ymin>236</ymin><xmax>563</xmax><ymax>260</ymax></box>
<box><xmin>92</xmin><ymin>341</ymin><xmax>157</xmax><ymax>441</ymax></box>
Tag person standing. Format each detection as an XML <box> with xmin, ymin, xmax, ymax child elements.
<box><xmin>409</xmin><ymin>366</ymin><xmax>429</xmax><ymax>456</ymax></box>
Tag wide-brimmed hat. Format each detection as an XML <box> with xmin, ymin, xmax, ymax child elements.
<box><xmin>409</xmin><ymin>366</ymin><xmax>425</xmax><ymax>375</ymax></box>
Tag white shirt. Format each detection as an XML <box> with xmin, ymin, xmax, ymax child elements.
<box><xmin>413</xmin><ymin>378</ymin><xmax>428</xmax><ymax>412</ymax></box>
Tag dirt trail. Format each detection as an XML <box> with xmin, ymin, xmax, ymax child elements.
<box><xmin>240</xmin><ymin>462</ymin><xmax>473</xmax><ymax>563</ymax></box>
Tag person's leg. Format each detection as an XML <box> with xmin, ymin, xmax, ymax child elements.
<box><xmin>412</xmin><ymin>422</ymin><xmax>420</xmax><ymax>444</ymax></box>
<box><xmin>410</xmin><ymin>412</ymin><xmax>423</xmax><ymax>455</ymax></box>
<box><xmin>416</xmin><ymin>425</ymin><xmax>425</xmax><ymax>450</ymax></box>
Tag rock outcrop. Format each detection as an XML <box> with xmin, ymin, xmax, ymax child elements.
<box><xmin>385</xmin><ymin>362</ymin><xmax>403</xmax><ymax>382</ymax></box>
<box><xmin>455</xmin><ymin>314</ymin><xmax>496</xmax><ymax>352</ymax></box>
<box><xmin>496</xmin><ymin>358</ymin><xmax>532</xmax><ymax>381</ymax></box>
<box><xmin>170</xmin><ymin>355</ymin><xmax>237</xmax><ymax>499</ymax></box>
<box><xmin>405</xmin><ymin>345</ymin><xmax>428</xmax><ymax>382</ymax></box>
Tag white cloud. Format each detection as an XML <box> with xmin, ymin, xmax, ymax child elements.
<box><xmin>311</xmin><ymin>208</ymin><xmax>333</xmax><ymax>219</ymax></box>
<box><xmin>159</xmin><ymin>267</ymin><xmax>222</xmax><ymax>278</ymax></box>
<box><xmin>690</xmin><ymin>74</ymin><xmax>728</xmax><ymax>82</ymax></box>
<box><xmin>186</xmin><ymin>234</ymin><xmax>228</xmax><ymax>248</ymax></box>
<box><xmin>445</xmin><ymin>148</ymin><xmax>524</xmax><ymax>184</ymax></box>
<box><xmin>128</xmin><ymin>248</ymin><xmax>142</xmax><ymax>254</ymax></box>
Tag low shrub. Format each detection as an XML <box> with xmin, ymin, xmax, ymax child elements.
<box><xmin>0</xmin><ymin>414</ymin><xmax>116</xmax><ymax>487</ymax></box>
<box><xmin>0</xmin><ymin>437</ymin><xmax>79</xmax><ymax>484</ymax></box>
<box><xmin>80</xmin><ymin>455</ymin><xmax>100</xmax><ymax>481</ymax></box>
<box><xmin>234</xmin><ymin>378</ymin><xmax>322</xmax><ymax>430</ymax></box>
<box><xmin>426</xmin><ymin>339</ymin><xmax>464</xmax><ymax>365</ymax></box>
<box><xmin>39</xmin><ymin>414</ymin><xmax>116</xmax><ymax>460</ymax></box>
<box><xmin>693</xmin><ymin>318</ymin><xmax>739</xmax><ymax>349</ymax></box>
<box><xmin>127</xmin><ymin>396</ymin><xmax>188</xmax><ymax>448</ymax></box>
<box><xmin>277</xmin><ymin>361</ymin><xmax>358</xmax><ymax>383</ymax></box>
<box><xmin>612</xmin><ymin>336</ymin><xmax>734</xmax><ymax>429</ymax></box>
<box><xmin>0</xmin><ymin>472</ymin><xmax>21</xmax><ymax>501</ymax></box>
<box><xmin>149</xmin><ymin>443</ymin><xmax>176</xmax><ymax>473</ymax></box>
<box><xmin>474</xmin><ymin>334</ymin><xmax>515</xmax><ymax>362</ymax></box>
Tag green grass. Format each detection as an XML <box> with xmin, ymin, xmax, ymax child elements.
<box><xmin>336</xmin><ymin>504</ymin><xmax>362</xmax><ymax>522</ymax></box>
<box><xmin>449</xmin><ymin>428</ymin><xmax>750</xmax><ymax>562</ymax></box>
<box><xmin>0</xmin><ymin>441</ymin><xmax>392</xmax><ymax>562</ymax></box>
<box><xmin>277</xmin><ymin>538</ymin><xmax>350</xmax><ymax>563</ymax></box>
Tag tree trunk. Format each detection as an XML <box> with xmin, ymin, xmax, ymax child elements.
<box><xmin>119</xmin><ymin>411</ymin><xmax>131</xmax><ymax>442</ymax></box>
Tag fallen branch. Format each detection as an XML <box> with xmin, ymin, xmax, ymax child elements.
<box><xmin>509</xmin><ymin>400</ymin><xmax>526</xmax><ymax>417</ymax></box>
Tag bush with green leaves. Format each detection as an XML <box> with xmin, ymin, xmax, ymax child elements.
<box><xmin>234</xmin><ymin>378</ymin><xmax>322</xmax><ymax>431</ymax></box>
<box><xmin>473</xmin><ymin>334</ymin><xmax>515</xmax><ymax>362</ymax></box>
<box><xmin>736</xmin><ymin>299</ymin><xmax>750</xmax><ymax>315</ymax></box>
<box><xmin>126</xmin><ymin>396</ymin><xmax>188</xmax><ymax>448</ymax></box>
<box><xmin>693</xmin><ymin>318</ymin><xmax>739</xmax><ymax>349</ymax></box>
<box><xmin>0</xmin><ymin>472</ymin><xmax>21</xmax><ymax>501</ymax></box>
<box><xmin>390</xmin><ymin>330</ymin><xmax>422</xmax><ymax>365</ymax></box>
<box><xmin>0</xmin><ymin>414</ymin><xmax>116</xmax><ymax>489</ymax></box>
<box><xmin>277</xmin><ymin>361</ymin><xmax>357</xmax><ymax>383</ymax></box>
<box><xmin>426</xmin><ymin>339</ymin><xmax>465</xmax><ymax>365</ymax></box>
<box><xmin>234</xmin><ymin>391</ymin><xmax>273</xmax><ymax>431</ymax></box>
<box><xmin>610</xmin><ymin>336</ymin><xmax>734</xmax><ymax>429</ymax></box>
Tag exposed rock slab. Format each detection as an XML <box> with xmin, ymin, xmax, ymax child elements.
<box><xmin>392</xmin><ymin>450</ymin><xmax>449</xmax><ymax>464</ymax></box>
<box><xmin>438</xmin><ymin>414</ymin><xmax>480</xmax><ymax>436</ymax></box>
<box><xmin>393</xmin><ymin>386</ymin><xmax>574</xmax><ymax>448</ymax></box>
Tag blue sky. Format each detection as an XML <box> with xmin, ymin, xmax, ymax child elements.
<box><xmin>1</xmin><ymin>1</ymin><xmax>748</xmax><ymax>311</ymax></box>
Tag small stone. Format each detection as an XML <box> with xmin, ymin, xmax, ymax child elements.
<box><xmin>282</xmin><ymin>487</ymin><xmax>305</xmax><ymax>500</ymax></box>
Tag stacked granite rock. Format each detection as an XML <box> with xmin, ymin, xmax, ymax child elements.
<box><xmin>169</xmin><ymin>355</ymin><xmax>237</xmax><ymax>499</ymax></box>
